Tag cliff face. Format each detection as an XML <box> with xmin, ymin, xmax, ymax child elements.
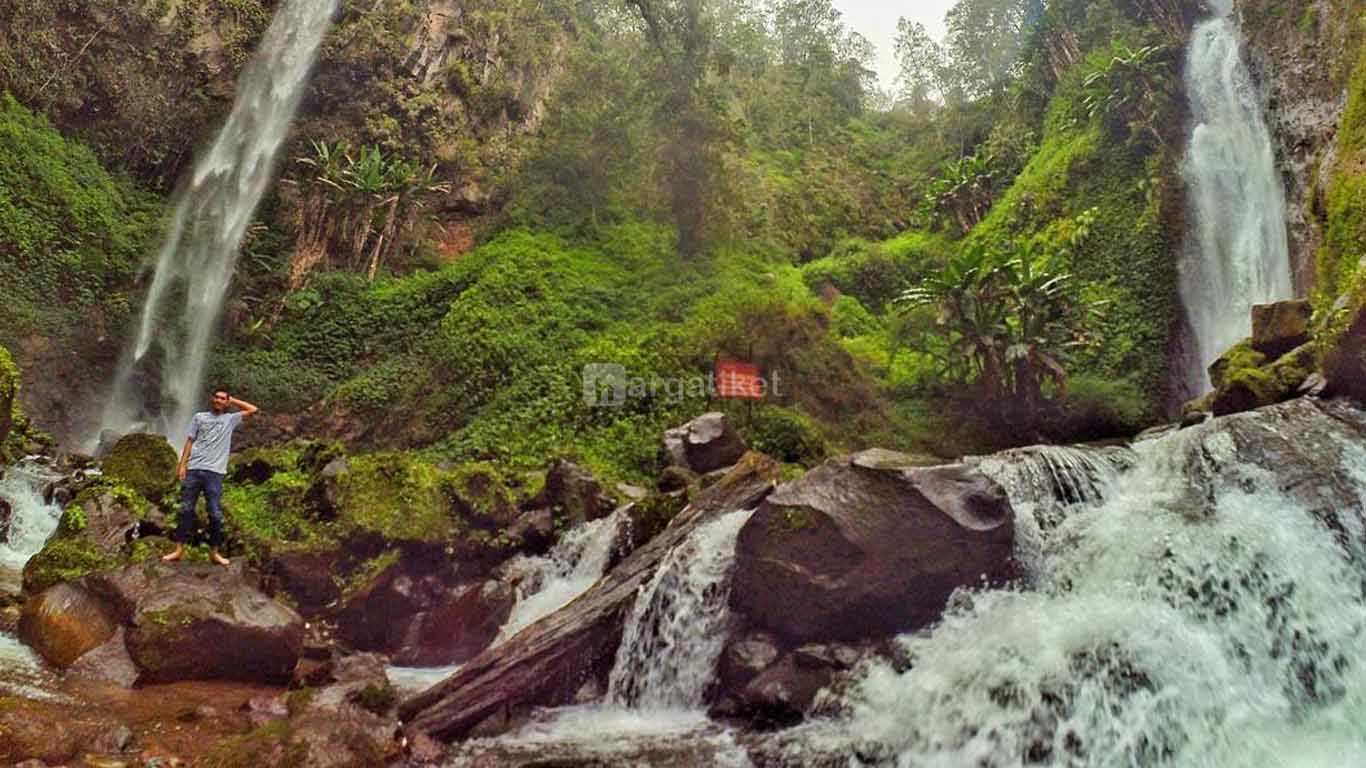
<box><xmin>0</xmin><ymin>0</ymin><xmax>571</xmax><ymax>204</ymax></box>
<box><xmin>1238</xmin><ymin>0</ymin><xmax>1365</xmax><ymax>294</ymax></box>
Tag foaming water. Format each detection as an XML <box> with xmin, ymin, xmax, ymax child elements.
<box><xmin>1178</xmin><ymin>3</ymin><xmax>1294</xmax><ymax>396</ymax></box>
<box><xmin>498</xmin><ymin>509</ymin><xmax>625</xmax><ymax>642</ymax></box>
<box><xmin>0</xmin><ymin>461</ymin><xmax>63</xmax><ymax>572</ymax></box>
<box><xmin>98</xmin><ymin>0</ymin><xmax>338</xmax><ymax>442</ymax></box>
<box><xmin>782</xmin><ymin>413</ymin><xmax>1366</xmax><ymax>766</ymax></box>
<box><xmin>445</xmin><ymin>508</ymin><xmax>756</xmax><ymax>766</ymax></box>
<box><xmin>387</xmin><ymin>663</ymin><xmax>462</xmax><ymax>695</ymax></box>
<box><xmin>608</xmin><ymin>507</ymin><xmax>754</xmax><ymax>709</ymax></box>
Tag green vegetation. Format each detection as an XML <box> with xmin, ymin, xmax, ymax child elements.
<box><xmin>1315</xmin><ymin>37</ymin><xmax>1366</xmax><ymax>343</ymax></box>
<box><xmin>22</xmin><ymin>537</ymin><xmax>116</xmax><ymax>593</ymax></box>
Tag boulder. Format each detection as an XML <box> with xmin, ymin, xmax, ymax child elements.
<box><xmin>718</xmin><ymin>630</ymin><xmax>782</xmax><ymax>692</ymax></box>
<box><xmin>101</xmin><ymin>433</ymin><xmax>178</xmax><ymax>500</ymax></box>
<box><xmin>506</xmin><ymin>507</ymin><xmax>555</xmax><ymax>553</ymax></box>
<box><xmin>658</xmin><ymin>464</ymin><xmax>699</xmax><ymax>493</ymax></box>
<box><xmin>391</xmin><ymin>580</ymin><xmax>515</xmax><ymax>667</ymax></box>
<box><xmin>18</xmin><ymin>581</ymin><xmax>118</xmax><ymax>667</ymax></box>
<box><xmin>730</xmin><ymin>652</ymin><xmax>835</xmax><ymax>728</ymax></box>
<box><xmin>731</xmin><ymin>449</ymin><xmax>1014</xmax><ymax>645</ymax></box>
<box><xmin>530</xmin><ymin>459</ymin><xmax>614</xmax><ymax>524</ymax></box>
<box><xmin>269</xmin><ymin>550</ymin><xmax>343</xmax><ymax>616</ymax></box>
<box><xmin>662</xmin><ymin>412</ymin><xmax>747</xmax><ymax>473</ymax></box>
<box><xmin>73</xmin><ymin>561</ymin><xmax>305</xmax><ymax>684</ymax></box>
<box><xmin>65</xmin><ymin>626</ymin><xmax>139</xmax><ymax>687</ymax></box>
<box><xmin>334</xmin><ymin>560</ymin><xmax>438</xmax><ymax>653</ymax></box>
<box><xmin>73</xmin><ymin>490</ymin><xmax>139</xmax><ymax>557</ymax></box>
<box><xmin>400</xmin><ymin>453</ymin><xmax>783</xmax><ymax>741</ymax></box>
<box><xmin>1251</xmin><ymin>299</ymin><xmax>1312</xmax><ymax>359</ymax></box>
<box><xmin>0</xmin><ymin>498</ymin><xmax>11</xmax><ymax>543</ymax></box>
<box><xmin>1209</xmin><ymin>341</ymin><xmax>1313</xmax><ymax>417</ymax></box>
<box><xmin>1322</xmin><ymin>301</ymin><xmax>1366</xmax><ymax>401</ymax></box>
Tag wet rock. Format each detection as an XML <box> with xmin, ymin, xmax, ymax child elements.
<box><xmin>662</xmin><ymin>412</ymin><xmax>747</xmax><ymax>473</ymax></box>
<box><xmin>1251</xmin><ymin>299</ymin><xmax>1312</xmax><ymax>359</ymax></box>
<box><xmin>268</xmin><ymin>550</ymin><xmax>342</xmax><ymax>616</ymax></box>
<box><xmin>615</xmin><ymin>483</ymin><xmax>649</xmax><ymax>502</ymax></box>
<box><xmin>101</xmin><ymin>433</ymin><xmax>178</xmax><ymax>500</ymax></box>
<box><xmin>391</xmin><ymin>579</ymin><xmax>515</xmax><ymax>667</ymax></box>
<box><xmin>731</xmin><ymin>450</ymin><xmax>1014</xmax><ymax>645</ymax></box>
<box><xmin>1322</xmin><ymin>301</ymin><xmax>1366</xmax><ymax>401</ymax></box>
<box><xmin>719</xmin><ymin>630</ymin><xmax>782</xmax><ymax>692</ymax></box>
<box><xmin>506</xmin><ymin>507</ymin><xmax>555</xmax><ymax>553</ymax></box>
<box><xmin>401</xmin><ymin>453</ymin><xmax>782</xmax><ymax>741</ymax></box>
<box><xmin>0</xmin><ymin>498</ymin><xmax>11</xmax><ymax>543</ymax></box>
<box><xmin>66</xmin><ymin>626</ymin><xmax>139</xmax><ymax>688</ymax></box>
<box><xmin>18</xmin><ymin>581</ymin><xmax>118</xmax><ymax>667</ymax></box>
<box><xmin>74</xmin><ymin>491</ymin><xmax>140</xmax><ymax>557</ymax></box>
<box><xmin>81</xmin><ymin>561</ymin><xmax>304</xmax><ymax>684</ymax></box>
<box><xmin>530</xmin><ymin>459</ymin><xmax>614</xmax><ymax>524</ymax></box>
<box><xmin>334</xmin><ymin>561</ymin><xmax>437</xmax><ymax>653</ymax></box>
<box><xmin>88</xmin><ymin>723</ymin><xmax>134</xmax><ymax>753</ymax></box>
<box><xmin>732</xmin><ymin>653</ymin><xmax>835</xmax><ymax>728</ymax></box>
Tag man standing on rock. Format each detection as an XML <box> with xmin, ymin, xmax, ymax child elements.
<box><xmin>163</xmin><ymin>388</ymin><xmax>259</xmax><ymax>566</ymax></box>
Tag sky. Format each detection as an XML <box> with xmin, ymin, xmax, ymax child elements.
<box><xmin>832</xmin><ymin>0</ymin><xmax>958</xmax><ymax>92</ymax></box>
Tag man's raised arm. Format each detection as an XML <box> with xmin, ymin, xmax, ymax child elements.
<box><xmin>229</xmin><ymin>396</ymin><xmax>260</xmax><ymax>418</ymax></box>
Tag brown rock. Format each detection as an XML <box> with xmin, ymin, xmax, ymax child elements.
<box><xmin>1251</xmin><ymin>299</ymin><xmax>1312</xmax><ymax>359</ymax></box>
<box><xmin>662</xmin><ymin>412</ymin><xmax>747</xmax><ymax>473</ymax></box>
<box><xmin>719</xmin><ymin>630</ymin><xmax>782</xmax><ymax>692</ymax></box>
<box><xmin>400</xmin><ymin>453</ymin><xmax>783</xmax><ymax>741</ymax></box>
<box><xmin>66</xmin><ymin>626</ymin><xmax>139</xmax><ymax>688</ymax></box>
<box><xmin>733</xmin><ymin>653</ymin><xmax>834</xmax><ymax>727</ymax></box>
<box><xmin>731</xmin><ymin>450</ymin><xmax>1013</xmax><ymax>645</ymax></box>
<box><xmin>1322</xmin><ymin>301</ymin><xmax>1366</xmax><ymax>401</ymax></box>
<box><xmin>269</xmin><ymin>550</ymin><xmax>342</xmax><ymax>617</ymax></box>
<box><xmin>532</xmin><ymin>460</ymin><xmax>615</xmax><ymax>524</ymax></box>
<box><xmin>391</xmin><ymin>580</ymin><xmax>515</xmax><ymax>666</ymax></box>
<box><xmin>17</xmin><ymin>581</ymin><xmax>118</xmax><ymax>667</ymax></box>
<box><xmin>82</xmin><ymin>561</ymin><xmax>304</xmax><ymax>684</ymax></box>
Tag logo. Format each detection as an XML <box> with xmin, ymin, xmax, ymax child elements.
<box><xmin>582</xmin><ymin>363</ymin><xmax>628</xmax><ymax>407</ymax></box>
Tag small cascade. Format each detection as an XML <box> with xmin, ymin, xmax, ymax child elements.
<box><xmin>1178</xmin><ymin>0</ymin><xmax>1294</xmax><ymax>395</ymax></box>
<box><xmin>98</xmin><ymin>0</ymin><xmax>339</xmax><ymax>441</ymax></box>
<box><xmin>781</xmin><ymin>410</ymin><xmax>1366</xmax><ymax>766</ymax></box>
<box><xmin>608</xmin><ymin>508</ymin><xmax>754</xmax><ymax>710</ymax></box>
<box><xmin>974</xmin><ymin>444</ymin><xmax>1135</xmax><ymax>579</ymax></box>
<box><xmin>0</xmin><ymin>461</ymin><xmax>64</xmax><ymax>573</ymax></box>
<box><xmin>497</xmin><ymin>509</ymin><xmax>625</xmax><ymax>642</ymax></box>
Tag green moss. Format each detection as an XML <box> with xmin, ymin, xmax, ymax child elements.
<box><xmin>22</xmin><ymin>537</ymin><xmax>116</xmax><ymax>592</ymax></box>
<box><xmin>628</xmin><ymin>493</ymin><xmax>688</xmax><ymax>543</ymax></box>
<box><xmin>337</xmin><ymin>549</ymin><xmax>400</xmax><ymax>601</ymax></box>
<box><xmin>198</xmin><ymin>720</ymin><xmax>307</xmax><ymax>768</ymax></box>
<box><xmin>768</xmin><ymin>506</ymin><xmax>816</xmax><ymax>534</ymax></box>
<box><xmin>1208</xmin><ymin>340</ymin><xmax>1267</xmax><ymax>391</ymax></box>
<box><xmin>742</xmin><ymin>407</ymin><xmax>829</xmax><ymax>467</ymax></box>
<box><xmin>221</xmin><ymin>469</ymin><xmax>324</xmax><ymax>564</ymax></box>
<box><xmin>102</xmin><ymin>432</ymin><xmax>179</xmax><ymax>501</ymax></box>
<box><xmin>445</xmin><ymin>462</ymin><xmax>518</xmax><ymax>524</ymax></box>
<box><xmin>333</xmin><ymin>454</ymin><xmax>460</xmax><ymax>542</ymax></box>
<box><xmin>1315</xmin><ymin>40</ymin><xmax>1366</xmax><ymax>320</ymax></box>
<box><xmin>351</xmin><ymin>681</ymin><xmax>398</xmax><ymax>715</ymax></box>
<box><xmin>56</xmin><ymin>503</ymin><xmax>86</xmax><ymax>536</ymax></box>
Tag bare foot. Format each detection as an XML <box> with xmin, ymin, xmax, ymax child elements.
<box><xmin>161</xmin><ymin>545</ymin><xmax>184</xmax><ymax>562</ymax></box>
<box><xmin>211</xmin><ymin>550</ymin><xmax>230</xmax><ymax>567</ymax></box>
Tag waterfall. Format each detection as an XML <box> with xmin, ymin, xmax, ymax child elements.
<box><xmin>607</xmin><ymin>508</ymin><xmax>753</xmax><ymax>710</ymax></box>
<box><xmin>497</xmin><ymin>509</ymin><xmax>626</xmax><ymax>642</ymax></box>
<box><xmin>780</xmin><ymin>408</ymin><xmax>1366</xmax><ymax>767</ymax></box>
<box><xmin>98</xmin><ymin>0</ymin><xmax>338</xmax><ymax>441</ymax></box>
<box><xmin>1178</xmin><ymin>1</ymin><xmax>1294</xmax><ymax>395</ymax></box>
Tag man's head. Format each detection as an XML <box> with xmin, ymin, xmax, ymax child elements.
<box><xmin>210</xmin><ymin>388</ymin><xmax>230</xmax><ymax>413</ymax></box>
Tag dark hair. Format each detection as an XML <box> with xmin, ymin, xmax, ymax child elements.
<box><xmin>211</xmin><ymin>387</ymin><xmax>230</xmax><ymax>397</ymax></box>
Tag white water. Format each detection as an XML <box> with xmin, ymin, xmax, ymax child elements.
<box><xmin>608</xmin><ymin>507</ymin><xmax>754</xmax><ymax>710</ymax></box>
<box><xmin>0</xmin><ymin>461</ymin><xmax>64</xmax><ymax>572</ymax></box>
<box><xmin>498</xmin><ymin>509</ymin><xmax>626</xmax><ymax>642</ymax></box>
<box><xmin>782</xmin><ymin>411</ymin><xmax>1366</xmax><ymax>767</ymax></box>
<box><xmin>387</xmin><ymin>511</ymin><xmax>627</xmax><ymax>694</ymax></box>
<box><xmin>1178</xmin><ymin>0</ymin><xmax>1294</xmax><ymax>395</ymax></box>
<box><xmin>98</xmin><ymin>0</ymin><xmax>338</xmax><ymax>442</ymax></box>
<box><xmin>0</xmin><ymin>461</ymin><xmax>68</xmax><ymax>699</ymax></box>
<box><xmin>445</xmin><ymin>508</ymin><xmax>757</xmax><ymax>766</ymax></box>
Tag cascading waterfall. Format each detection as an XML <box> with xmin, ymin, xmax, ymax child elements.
<box><xmin>97</xmin><ymin>0</ymin><xmax>338</xmax><ymax>442</ymax></box>
<box><xmin>0</xmin><ymin>462</ymin><xmax>68</xmax><ymax>699</ymax></box>
<box><xmin>781</xmin><ymin>408</ymin><xmax>1366</xmax><ymax>767</ymax></box>
<box><xmin>497</xmin><ymin>509</ymin><xmax>626</xmax><ymax>642</ymax></box>
<box><xmin>1178</xmin><ymin>0</ymin><xmax>1294</xmax><ymax>395</ymax></box>
<box><xmin>608</xmin><ymin>508</ymin><xmax>754</xmax><ymax>710</ymax></box>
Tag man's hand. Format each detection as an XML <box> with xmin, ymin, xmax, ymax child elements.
<box><xmin>177</xmin><ymin>462</ymin><xmax>187</xmax><ymax>482</ymax></box>
<box><xmin>228</xmin><ymin>396</ymin><xmax>260</xmax><ymax>418</ymax></box>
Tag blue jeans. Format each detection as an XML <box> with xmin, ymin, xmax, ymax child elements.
<box><xmin>177</xmin><ymin>469</ymin><xmax>225</xmax><ymax>548</ymax></box>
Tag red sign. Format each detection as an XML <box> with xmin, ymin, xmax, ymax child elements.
<box><xmin>715</xmin><ymin>360</ymin><xmax>764</xmax><ymax>400</ymax></box>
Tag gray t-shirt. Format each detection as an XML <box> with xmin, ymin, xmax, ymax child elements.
<box><xmin>186</xmin><ymin>410</ymin><xmax>244</xmax><ymax>474</ymax></box>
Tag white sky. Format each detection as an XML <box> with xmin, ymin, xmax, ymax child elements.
<box><xmin>833</xmin><ymin>0</ymin><xmax>958</xmax><ymax>92</ymax></box>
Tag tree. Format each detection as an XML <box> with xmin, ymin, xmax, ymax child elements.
<box><xmin>893</xmin><ymin>19</ymin><xmax>956</xmax><ymax>114</ymax></box>
<box><xmin>625</xmin><ymin>0</ymin><xmax>735</xmax><ymax>256</ymax></box>
<box><xmin>1081</xmin><ymin>43</ymin><xmax>1175</xmax><ymax>149</ymax></box>
<box><xmin>895</xmin><ymin>208</ymin><xmax>1102</xmax><ymax>430</ymax></box>
<box><xmin>943</xmin><ymin>0</ymin><xmax>1043</xmax><ymax>99</ymax></box>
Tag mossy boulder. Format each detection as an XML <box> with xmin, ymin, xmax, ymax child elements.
<box><xmin>329</xmin><ymin>453</ymin><xmax>461</xmax><ymax>544</ymax></box>
<box><xmin>1207</xmin><ymin>339</ymin><xmax>1314</xmax><ymax>417</ymax></box>
<box><xmin>22</xmin><ymin>537</ymin><xmax>119</xmax><ymax>594</ymax></box>
<box><xmin>1321</xmin><ymin>293</ymin><xmax>1366</xmax><ymax>401</ymax></box>
<box><xmin>1251</xmin><ymin>299</ymin><xmax>1313</xmax><ymax>359</ymax></box>
<box><xmin>102</xmin><ymin>433</ymin><xmax>178</xmax><ymax>501</ymax></box>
